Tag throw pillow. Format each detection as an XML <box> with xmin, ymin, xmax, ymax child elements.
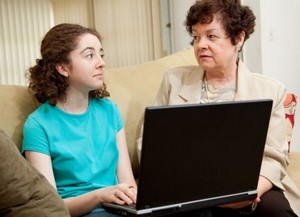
<box><xmin>0</xmin><ymin>129</ymin><xmax>70</xmax><ymax>217</ymax></box>
<box><xmin>284</xmin><ymin>93</ymin><xmax>297</xmax><ymax>153</ymax></box>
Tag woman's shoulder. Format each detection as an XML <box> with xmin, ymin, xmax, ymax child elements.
<box><xmin>164</xmin><ymin>65</ymin><xmax>203</xmax><ymax>82</ymax></box>
<box><xmin>239</xmin><ymin>61</ymin><xmax>285</xmax><ymax>90</ymax></box>
<box><xmin>250</xmin><ymin>72</ymin><xmax>286</xmax><ymax>89</ymax></box>
<box><xmin>166</xmin><ymin>65</ymin><xmax>200</xmax><ymax>75</ymax></box>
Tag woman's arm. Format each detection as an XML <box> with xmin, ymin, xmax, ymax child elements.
<box><xmin>219</xmin><ymin>175</ymin><xmax>272</xmax><ymax>209</ymax></box>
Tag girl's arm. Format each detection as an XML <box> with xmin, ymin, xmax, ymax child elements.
<box><xmin>25</xmin><ymin>150</ymin><xmax>136</xmax><ymax>217</ymax></box>
<box><xmin>116</xmin><ymin>128</ymin><xmax>138</xmax><ymax>191</ymax></box>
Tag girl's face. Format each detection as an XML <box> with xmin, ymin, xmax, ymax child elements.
<box><xmin>63</xmin><ymin>33</ymin><xmax>105</xmax><ymax>94</ymax></box>
<box><xmin>192</xmin><ymin>16</ymin><xmax>239</xmax><ymax>73</ymax></box>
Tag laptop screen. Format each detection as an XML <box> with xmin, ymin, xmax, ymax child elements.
<box><xmin>137</xmin><ymin>99</ymin><xmax>272</xmax><ymax>210</ymax></box>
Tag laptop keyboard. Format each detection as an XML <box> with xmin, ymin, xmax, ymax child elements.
<box><xmin>123</xmin><ymin>203</ymin><xmax>136</xmax><ymax>209</ymax></box>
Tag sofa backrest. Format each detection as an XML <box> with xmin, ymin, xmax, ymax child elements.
<box><xmin>0</xmin><ymin>85</ymin><xmax>38</xmax><ymax>150</ymax></box>
<box><xmin>0</xmin><ymin>48</ymin><xmax>297</xmax><ymax>176</ymax></box>
<box><xmin>105</xmin><ymin>48</ymin><xmax>198</xmax><ymax>174</ymax></box>
<box><xmin>0</xmin><ymin>48</ymin><xmax>197</xmax><ymax>176</ymax></box>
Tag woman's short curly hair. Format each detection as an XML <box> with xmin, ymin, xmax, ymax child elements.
<box><xmin>26</xmin><ymin>23</ymin><xmax>109</xmax><ymax>106</ymax></box>
<box><xmin>185</xmin><ymin>0</ymin><xmax>256</xmax><ymax>45</ymax></box>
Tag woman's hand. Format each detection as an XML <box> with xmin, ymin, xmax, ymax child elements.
<box><xmin>98</xmin><ymin>183</ymin><xmax>137</xmax><ymax>205</ymax></box>
<box><xmin>218</xmin><ymin>175</ymin><xmax>273</xmax><ymax>210</ymax></box>
<box><xmin>218</xmin><ymin>198</ymin><xmax>259</xmax><ymax>209</ymax></box>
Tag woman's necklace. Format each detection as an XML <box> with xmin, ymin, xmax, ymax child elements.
<box><xmin>201</xmin><ymin>73</ymin><xmax>237</xmax><ymax>103</ymax></box>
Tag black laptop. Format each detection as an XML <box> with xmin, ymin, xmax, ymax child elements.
<box><xmin>103</xmin><ymin>99</ymin><xmax>273</xmax><ymax>216</ymax></box>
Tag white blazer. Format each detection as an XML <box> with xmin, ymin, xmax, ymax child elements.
<box><xmin>138</xmin><ymin>60</ymin><xmax>300</xmax><ymax>215</ymax></box>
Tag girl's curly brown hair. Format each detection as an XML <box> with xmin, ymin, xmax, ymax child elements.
<box><xmin>26</xmin><ymin>23</ymin><xmax>110</xmax><ymax>106</ymax></box>
<box><xmin>185</xmin><ymin>0</ymin><xmax>256</xmax><ymax>46</ymax></box>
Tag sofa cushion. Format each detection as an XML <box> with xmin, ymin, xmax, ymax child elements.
<box><xmin>288</xmin><ymin>152</ymin><xmax>300</xmax><ymax>189</ymax></box>
<box><xmin>0</xmin><ymin>129</ymin><xmax>70</xmax><ymax>216</ymax></box>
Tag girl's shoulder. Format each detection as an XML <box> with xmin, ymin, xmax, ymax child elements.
<box><xmin>90</xmin><ymin>97</ymin><xmax>116</xmax><ymax>107</ymax></box>
<box><xmin>29</xmin><ymin>102</ymin><xmax>55</xmax><ymax>117</ymax></box>
<box><xmin>89</xmin><ymin>98</ymin><xmax>120</xmax><ymax>113</ymax></box>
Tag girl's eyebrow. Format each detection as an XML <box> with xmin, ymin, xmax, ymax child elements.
<box><xmin>80</xmin><ymin>47</ymin><xmax>94</xmax><ymax>54</ymax></box>
<box><xmin>80</xmin><ymin>47</ymin><xmax>104</xmax><ymax>54</ymax></box>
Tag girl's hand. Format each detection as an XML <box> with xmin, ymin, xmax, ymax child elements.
<box><xmin>99</xmin><ymin>183</ymin><xmax>137</xmax><ymax>205</ymax></box>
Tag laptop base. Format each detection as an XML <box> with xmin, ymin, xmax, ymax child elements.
<box><xmin>104</xmin><ymin>191</ymin><xmax>257</xmax><ymax>216</ymax></box>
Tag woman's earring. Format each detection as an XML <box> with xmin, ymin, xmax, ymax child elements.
<box><xmin>236</xmin><ymin>44</ymin><xmax>242</xmax><ymax>52</ymax></box>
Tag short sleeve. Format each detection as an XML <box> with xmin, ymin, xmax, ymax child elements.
<box><xmin>22</xmin><ymin>116</ymin><xmax>50</xmax><ymax>156</ymax></box>
<box><xmin>113</xmin><ymin>102</ymin><xmax>124</xmax><ymax>132</ymax></box>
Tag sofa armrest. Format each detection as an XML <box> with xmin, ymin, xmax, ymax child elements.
<box><xmin>288</xmin><ymin>152</ymin><xmax>300</xmax><ymax>190</ymax></box>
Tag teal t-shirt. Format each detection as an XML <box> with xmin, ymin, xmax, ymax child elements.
<box><xmin>22</xmin><ymin>98</ymin><xmax>123</xmax><ymax>199</ymax></box>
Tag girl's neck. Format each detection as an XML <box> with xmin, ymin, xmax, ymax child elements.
<box><xmin>57</xmin><ymin>92</ymin><xmax>89</xmax><ymax>114</ymax></box>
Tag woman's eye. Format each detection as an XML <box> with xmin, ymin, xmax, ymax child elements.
<box><xmin>191</xmin><ymin>36</ymin><xmax>200</xmax><ymax>45</ymax></box>
<box><xmin>208</xmin><ymin>34</ymin><xmax>218</xmax><ymax>39</ymax></box>
<box><xmin>193</xmin><ymin>36</ymin><xmax>200</xmax><ymax>41</ymax></box>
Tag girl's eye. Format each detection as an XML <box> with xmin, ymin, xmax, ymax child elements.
<box><xmin>86</xmin><ymin>53</ymin><xmax>93</xmax><ymax>58</ymax></box>
<box><xmin>100</xmin><ymin>54</ymin><xmax>105</xmax><ymax>58</ymax></box>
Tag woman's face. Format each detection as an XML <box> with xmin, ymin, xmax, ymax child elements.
<box><xmin>64</xmin><ymin>33</ymin><xmax>105</xmax><ymax>93</ymax></box>
<box><xmin>192</xmin><ymin>16</ymin><xmax>238</xmax><ymax>73</ymax></box>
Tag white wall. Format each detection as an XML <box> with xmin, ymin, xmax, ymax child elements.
<box><xmin>171</xmin><ymin>0</ymin><xmax>300</xmax><ymax>152</ymax></box>
<box><xmin>169</xmin><ymin>0</ymin><xmax>195</xmax><ymax>53</ymax></box>
<box><xmin>241</xmin><ymin>0</ymin><xmax>262</xmax><ymax>75</ymax></box>
<box><xmin>243</xmin><ymin>0</ymin><xmax>300</xmax><ymax>152</ymax></box>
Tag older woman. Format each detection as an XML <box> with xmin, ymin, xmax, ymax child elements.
<box><xmin>137</xmin><ymin>0</ymin><xmax>300</xmax><ymax>216</ymax></box>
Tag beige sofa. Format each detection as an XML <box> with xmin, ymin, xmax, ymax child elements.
<box><xmin>0</xmin><ymin>48</ymin><xmax>299</xmax><ymax>189</ymax></box>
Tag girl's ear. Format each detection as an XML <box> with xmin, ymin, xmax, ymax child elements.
<box><xmin>55</xmin><ymin>64</ymin><xmax>69</xmax><ymax>77</ymax></box>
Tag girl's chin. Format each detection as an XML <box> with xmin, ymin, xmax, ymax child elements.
<box><xmin>91</xmin><ymin>81</ymin><xmax>104</xmax><ymax>90</ymax></box>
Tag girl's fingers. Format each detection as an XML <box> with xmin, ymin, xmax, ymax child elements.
<box><xmin>113</xmin><ymin>189</ymin><xmax>134</xmax><ymax>204</ymax></box>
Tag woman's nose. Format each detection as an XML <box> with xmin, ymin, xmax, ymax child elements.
<box><xmin>194</xmin><ymin>37</ymin><xmax>208</xmax><ymax>49</ymax></box>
